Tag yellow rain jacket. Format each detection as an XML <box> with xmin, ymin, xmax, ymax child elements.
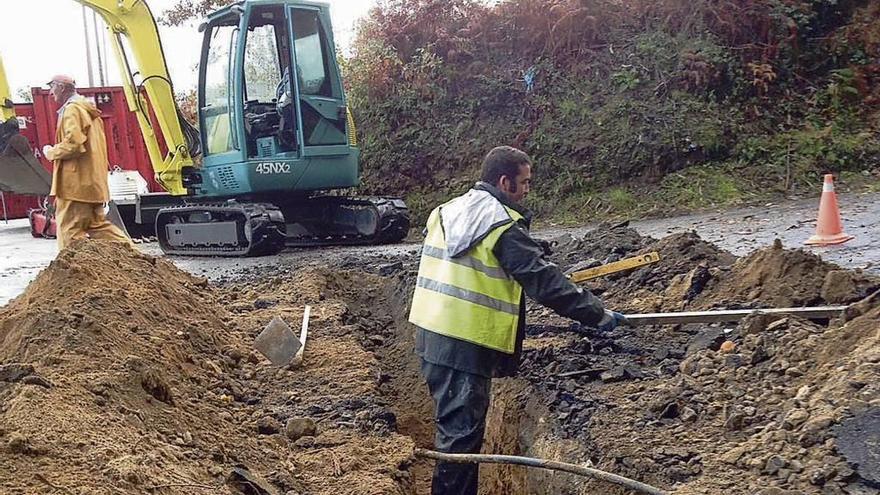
<box><xmin>46</xmin><ymin>96</ymin><xmax>111</xmax><ymax>203</ymax></box>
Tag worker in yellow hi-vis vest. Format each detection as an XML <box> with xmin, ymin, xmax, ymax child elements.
<box><xmin>409</xmin><ymin>146</ymin><xmax>628</xmax><ymax>495</ymax></box>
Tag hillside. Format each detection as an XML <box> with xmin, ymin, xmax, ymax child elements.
<box><xmin>345</xmin><ymin>0</ymin><xmax>880</xmax><ymax>224</ymax></box>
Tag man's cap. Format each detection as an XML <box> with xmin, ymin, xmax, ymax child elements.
<box><xmin>46</xmin><ymin>74</ymin><xmax>76</xmax><ymax>87</ymax></box>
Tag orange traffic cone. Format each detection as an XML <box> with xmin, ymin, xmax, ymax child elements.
<box><xmin>804</xmin><ymin>174</ymin><xmax>854</xmax><ymax>246</ymax></box>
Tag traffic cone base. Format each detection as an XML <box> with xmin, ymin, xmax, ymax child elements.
<box><xmin>804</xmin><ymin>174</ymin><xmax>854</xmax><ymax>247</ymax></box>
<box><xmin>805</xmin><ymin>232</ymin><xmax>854</xmax><ymax>246</ymax></box>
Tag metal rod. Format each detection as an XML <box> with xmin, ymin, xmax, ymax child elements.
<box><xmin>625</xmin><ymin>306</ymin><xmax>848</xmax><ymax>326</ymax></box>
<box><xmin>0</xmin><ymin>191</ymin><xmax>7</xmax><ymax>224</ymax></box>
<box><xmin>92</xmin><ymin>10</ymin><xmax>105</xmax><ymax>86</ymax></box>
<box><xmin>82</xmin><ymin>6</ymin><xmax>94</xmax><ymax>87</ymax></box>
<box><xmin>414</xmin><ymin>449</ymin><xmax>669</xmax><ymax>495</ymax></box>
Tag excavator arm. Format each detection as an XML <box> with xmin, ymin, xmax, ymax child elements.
<box><xmin>73</xmin><ymin>0</ymin><xmax>195</xmax><ymax>195</ymax></box>
<box><xmin>0</xmin><ymin>55</ymin><xmax>15</xmax><ymax>121</ymax></box>
<box><xmin>1</xmin><ymin>1</ymin><xmax>196</xmax><ymax>196</ymax></box>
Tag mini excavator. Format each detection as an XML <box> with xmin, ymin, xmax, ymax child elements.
<box><xmin>0</xmin><ymin>0</ymin><xmax>409</xmax><ymax>256</ymax></box>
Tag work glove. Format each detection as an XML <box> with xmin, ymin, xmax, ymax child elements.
<box><xmin>595</xmin><ymin>310</ymin><xmax>629</xmax><ymax>333</ymax></box>
<box><xmin>42</xmin><ymin>145</ymin><xmax>53</xmax><ymax>160</ymax></box>
<box><xmin>537</xmin><ymin>239</ymin><xmax>553</xmax><ymax>257</ymax></box>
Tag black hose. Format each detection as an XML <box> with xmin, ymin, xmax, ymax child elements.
<box><xmin>413</xmin><ymin>448</ymin><xmax>670</xmax><ymax>495</ymax></box>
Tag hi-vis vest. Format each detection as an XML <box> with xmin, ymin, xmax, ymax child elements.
<box><xmin>409</xmin><ymin>189</ymin><xmax>524</xmax><ymax>354</ymax></box>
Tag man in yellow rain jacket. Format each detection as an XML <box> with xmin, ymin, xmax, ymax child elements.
<box><xmin>410</xmin><ymin>146</ymin><xmax>628</xmax><ymax>495</ymax></box>
<box><xmin>42</xmin><ymin>75</ymin><xmax>130</xmax><ymax>249</ymax></box>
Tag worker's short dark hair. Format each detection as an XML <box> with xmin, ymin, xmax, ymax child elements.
<box><xmin>480</xmin><ymin>146</ymin><xmax>531</xmax><ymax>185</ymax></box>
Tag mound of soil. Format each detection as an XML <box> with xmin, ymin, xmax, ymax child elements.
<box><xmin>580</xmin><ymin>289</ymin><xmax>880</xmax><ymax>494</ymax></box>
<box><xmin>497</xmin><ymin>225</ymin><xmax>880</xmax><ymax>494</ymax></box>
<box><xmin>0</xmin><ymin>241</ymin><xmax>414</xmax><ymax>495</ymax></box>
<box><xmin>551</xmin><ymin>226</ymin><xmax>876</xmax><ymax>314</ymax></box>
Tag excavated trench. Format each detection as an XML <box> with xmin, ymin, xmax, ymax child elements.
<box><xmin>2</xmin><ymin>225</ymin><xmax>880</xmax><ymax>494</ymax></box>
<box><xmin>357</xmin><ymin>266</ymin><xmax>595</xmax><ymax>495</ymax></box>
<box><xmin>345</xmin><ymin>224</ymin><xmax>880</xmax><ymax>495</ymax></box>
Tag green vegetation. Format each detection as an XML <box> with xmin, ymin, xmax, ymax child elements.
<box><xmin>347</xmin><ymin>0</ymin><xmax>880</xmax><ymax>224</ymax></box>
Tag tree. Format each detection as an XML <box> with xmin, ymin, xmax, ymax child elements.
<box><xmin>161</xmin><ymin>0</ymin><xmax>235</xmax><ymax>26</ymax></box>
<box><xmin>15</xmin><ymin>87</ymin><xmax>32</xmax><ymax>103</ymax></box>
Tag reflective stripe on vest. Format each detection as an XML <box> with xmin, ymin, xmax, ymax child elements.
<box><xmin>408</xmin><ymin>200</ymin><xmax>524</xmax><ymax>354</ymax></box>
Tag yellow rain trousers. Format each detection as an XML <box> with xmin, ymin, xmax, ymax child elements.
<box><xmin>45</xmin><ymin>96</ymin><xmax>131</xmax><ymax>249</ymax></box>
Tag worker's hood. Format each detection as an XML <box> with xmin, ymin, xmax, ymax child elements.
<box><xmin>440</xmin><ymin>186</ymin><xmax>516</xmax><ymax>258</ymax></box>
<box><xmin>62</xmin><ymin>95</ymin><xmax>102</xmax><ymax>120</ymax></box>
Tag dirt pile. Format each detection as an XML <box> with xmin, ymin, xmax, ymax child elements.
<box><xmin>0</xmin><ymin>240</ymin><xmax>414</xmax><ymax>494</ymax></box>
<box><xmin>500</xmin><ymin>226</ymin><xmax>880</xmax><ymax>493</ymax></box>
<box><xmin>548</xmin><ymin>225</ymin><xmax>876</xmax><ymax>313</ymax></box>
<box><xmin>580</xmin><ymin>290</ymin><xmax>880</xmax><ymax>494</ymax></box>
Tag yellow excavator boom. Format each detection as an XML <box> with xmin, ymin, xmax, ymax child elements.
<box><xmin>73</xmin><ymin>0</ymin><xmax>193</xmax><ymax>195</ymax></box>
<box><xmin>0</xmin><ymin>54</ymin><xmax>15</xmax><ymax>121</ymax></box>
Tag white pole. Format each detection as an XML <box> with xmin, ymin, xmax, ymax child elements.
<box><xmin>82</xmin><ymin>6</ymin><xmax>94</xmax><ymax>87</ymax></box>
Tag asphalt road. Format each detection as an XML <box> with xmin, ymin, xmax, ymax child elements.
<box><xmin>1</xmin><ymin>191</ymin><xmax>877</xmax><ymax>306</ymax></box>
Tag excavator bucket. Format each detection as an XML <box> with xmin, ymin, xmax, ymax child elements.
<box><xmin>0</xmin><ymin>117</ymin><xmax>50</xmax><ymax>196</ymax></box>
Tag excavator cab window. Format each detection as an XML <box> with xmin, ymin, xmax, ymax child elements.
<box><xmin>290</xmin><ymin>7</ymin><xmax>348</xmax><ymax>147</ymax></box>
<box><xmin>200</xmin><ymin>18</ymin><xmax>239</xmax><ymax>156</ymax></box>
<box><xmin>241</xmin><ymin>5</ymin><xmax>296</xmax><ymax>158</ymax></box>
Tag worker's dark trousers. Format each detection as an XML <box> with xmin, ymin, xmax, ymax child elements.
<box><xmin>420</xmin><ymin>359</ymin><xmax>491</xmax><ymax>495</ymax></box>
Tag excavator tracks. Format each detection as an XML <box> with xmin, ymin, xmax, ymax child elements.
<box><xmin>280</xmin><ymin>196</ymin><xmax>410</xmax><ymax>248</ymax></box>
<box><xmin>154</xmin><ymin>196</ymin><xmax>410</xmax><ymax>256</ymax></box>
<box><xmin>156</xmin><ymin>202</ymin><xmax>286</xmax><ymax>257</ymax></box>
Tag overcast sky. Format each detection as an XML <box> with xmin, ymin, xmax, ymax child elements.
<box><xmin>1</xmin><ymin>0</ymin><xmax>374</xmax><ymax>99</ymax></box>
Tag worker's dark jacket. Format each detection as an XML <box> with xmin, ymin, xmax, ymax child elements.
<box><xmin>415</xmin><ymin>182</ymin><xmax>606</xmax><ymax>378</ymax></box>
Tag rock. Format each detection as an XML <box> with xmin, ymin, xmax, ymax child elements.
<box><xmin>821</xmin><ymin>270</ymin><xmax>860</xmax><ymax>304</ymax></box>
<box><xmin>766</xmin><ymin>318</ymin><xmax>789</xmax><ymax>332</ymax></box>
<box><xmin>679</xmin><ymin>356</ymin><xmax>700</xmax><ymax>375</ymax></box>
<box><xmin>653</xmin><ymin>348</ymin><xmax>670</xmax><ymax>361</ymax></box>
<box><xmin>810</xmin><ymin>465</ymin><xmax>837</xmax><ymax>486</ymax></box>
<box><xmin>799</xmin><ymin>415</ymin><xmax>833</xmax><ymax>447</ymax></box>
<box><xmin>764</xmin><ymin>455</ymin><xmax>787</xmax><ymax>475</ymax></box>
<box><xmin>256</xmin><ymin>416</ymin><xmax>281</xmax><ymax>435</ymax></box>
<box><xmin>834</xmin><ymin>408</ymin><xmax>880</xmax><ymax>485</ymax></box>
<box><xmin>285</xmin><ymin>417</ymin><xmax>317</xmax><ymax>442</ymax></box>
<box><xmin>0</xmin><ymin>363</ymin><xmax>35</xmax><ymax>382</ymax></box>
<box><xmin>600</xmin><ymin>367</ymin><xmax>626</xmax><ymax>383</ymax></box>
<box><xmin>720</xmin><ymin>445</ymin><xmax>748</xmax><ymax>465</ymax></box>
<box><xmin>378</xmin><ymin>261</ymin><xmax>404</xmax><ymax>276</ymax></box>
<box><xmin>750</xmin><ymin>345</ymin><xmax>770</xmax><ymax>365</ymax></box>
<box><xmin>687</xmin><ymin>328</ymin><xmax>726</xmax><ymax>354</ymax></box>
<box><xmin>600</xmin><ymin>365</ymin><xmax>644</xmax><ymax>383</ymax></box>
<box><xmin>723</xmin><ymin>354</ymin><xmax>744</xmax><ymax>370</ymax></box>
<box><xmin>795</xmin><ymin>385</ymin><xmax>812</xmax><ymax>403</ymax></box>
<box><xmin>785</xmin><ymin>366</ymin><xmax>804</xmax><ymax>377</ymax></box>
<box><xmin>659</xmin><ymin>402</ymin><xmax>680</xmax><ymax>419</ymax></box>
<box><xmin>783</xmin><ymin>409</ymin><xmax>810</xmax><ymax>429</ymax></box>
<box><xmin>719</xmin><ymin>341</ymin><xmax>736</xmax><ymax>354</ymax></box>
<box><xmin>725</xmin><ymin>411</ymin><xmax>746</xmax><ymax>431</ymax></box>
<box><xmin>680</xmin><ymin>407</ymin><xmax>698</xmax><ymax>422</ymax></box>
<box><xmin>253</xmin><ymin>298</ymin><xmax>277</xmax><ymax>309</ymax></box>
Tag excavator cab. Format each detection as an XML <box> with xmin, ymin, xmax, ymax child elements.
<box><xmin>154</xmin><ymin>0</ymin><xmax>408</xmax><ymax>256</ymax></box>
<box><xmin>196</xmin><ymin>1</ymin><xmax>357</xmax><ymax>198</ymax></box>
